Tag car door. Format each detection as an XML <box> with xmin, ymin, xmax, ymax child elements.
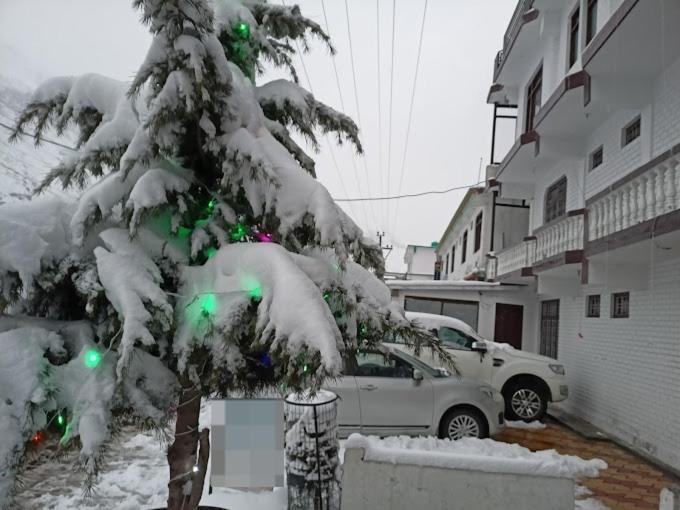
<box><xmin>324</xmin><ymin>359</ymin><xmax>361</xmax><ymax>437</ymax></box>
<box><xmin>353</xmin><ymin>351</ymin><xmax>434</xmax><ymax>436</ymax></box>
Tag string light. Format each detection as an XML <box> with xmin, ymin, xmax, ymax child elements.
<box><xmin>192</xmin><ymin>465</ymin><xmax>200</xmax><ymax>473</ymax></box>
<box><xmin>57</xmin><ymin>414</ymin><xmax>65</xmax><ymax>426</ymax></box>
<box><xmin>234</xmin><ymin>22</ymin><xmax>251</xmax><ymax>39</ymax></box>
<box><xmin>230</xmin><ymin>223</ymin><xmax>248</xmax><ymax>242</ymax></box>
<box><xmin>32</xmin><ymin>431</ymin><xmax>44</xmax><ymax>444</ymax></box>
<box><xmin>84</xmin><ymin>349</ymin><xmax>102</xmax><ymax>369</ymax></box>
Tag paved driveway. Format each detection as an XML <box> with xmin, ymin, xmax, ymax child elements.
<box><xmin>497</xmin><ymin>421</ymin><xmax>680</xmax><ymax>510</ymax></box>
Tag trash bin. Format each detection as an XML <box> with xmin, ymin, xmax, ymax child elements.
<box><xmin>284</xmin><ymin>390</ymin><xmax>340</xmax><ymax>510</ymax></box>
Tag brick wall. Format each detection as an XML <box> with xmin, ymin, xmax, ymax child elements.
<box><xmin>557</xmin><ymin>256</ymin><xmax>680</xmax><ymax>471</ymax></box>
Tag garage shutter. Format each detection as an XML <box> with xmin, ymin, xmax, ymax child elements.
<box><xmin>404</xmin><ymin>296</ymin><xmax>479</xmax><ymax>330</ymax></box>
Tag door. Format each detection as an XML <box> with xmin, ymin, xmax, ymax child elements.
<box><xmin>494</xmin><ymin>303</ymin><xmax>524</xmax><ymax>349</ymax></box>
<box><xmin>353</xmin><ymin>351</ymin><xmax>433</xmax><ymax>435</ymax></box>
<box><xmin>326</xmin><ymin>375</ymin><xmax>361</xmax><ymax>436</ymax></box>
<box><xmin>540</xmin><ymin>300</ymin><xmax>560</xmax><ymax>359</ymax></box>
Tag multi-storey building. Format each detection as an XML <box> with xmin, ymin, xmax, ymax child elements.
<box><xmin>401</xmin><ymin>243</ymin><xmax>437</xmax><ymax>280</ymax></box>
<box><xmin>486</xmin><ymin>0</ymin><xmax>680</xmax><ymax>472</ymax></box>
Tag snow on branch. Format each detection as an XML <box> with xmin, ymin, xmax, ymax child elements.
<box><xmin>257</xmin><ymin>79</ymin><xmax>363</xmax><ymax>154</ymax></box>
<box><xmin>175</xmin><ymin>242</ymin><xmax>343</xmax><ymax>378</ymax></box>
<box><xmin>94</xmin><ymin>229</ymin><xmax>173</xmax><ymax>378</ymax></box>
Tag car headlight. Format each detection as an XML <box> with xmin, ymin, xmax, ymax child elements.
<box><xmin>549</xmin><ymin>364</ymin><xmax>565</xmax><ymax>375</ymax></box>
<box><xmin>478</xmin><ymin>386</ymin><xmax>495</xmax><ymax>398</ymax></box>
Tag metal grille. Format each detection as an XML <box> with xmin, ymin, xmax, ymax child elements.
<box><xmin>284</xmin><ymin>393</ymin><xmax>340</xmax><ymax>510</ymax></box>
<box><xmin>586</xmin><ymin>295</ymin><xmax>601</xmax><ymax>318</ymax></box>
<box><xmin>540</xmin><ymin>300</ymin><xmax>560</xmax><ymax>359</ymax></box>
<box><xmin>611</xmin><ymin>292</ymin><xmax>630</xmax><ymax>318</ymax></box>
<box><xmin>623</xmin><ymin>117</ymin><xmax>641</xmax><ymax>146</ymax></box>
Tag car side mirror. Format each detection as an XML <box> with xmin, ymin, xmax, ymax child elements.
<box><xmin>471</xmin><ymin>341</ymin><xmax>487</xmax><ymax>353</ymax></box>
<box><xmin>412</xmin><ymin>369</ymin><xmax>424</xmax><ymax>381</ymax></box>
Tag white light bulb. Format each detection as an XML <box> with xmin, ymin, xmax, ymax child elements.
<box><xmin>192</xmin><ymin>465</ymin><xmax>200</xmax><ymax>473</ymax></box>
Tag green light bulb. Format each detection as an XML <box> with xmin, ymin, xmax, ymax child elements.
<box><xmin>323</xmin><ymin>291</ymin><xmax>331</xmax><ymax>301</ymax></box>
<box><xmin>230</xmin><ymin>223</ymin><xmax>247</xmax><ymax>242</ymax></box>
<box><xmin>57</xmin><ymin>414</ymin><xmax>65</xmax><ymax>426</ymax></box>
<box><xmin>207</xmin><ymin>199</ymin><xmax>216</xmax><ymax>213</ymax></box>
<box><xmin>204</xmin><ymin>247</ymin><xmax>218</xmax><ymax>259</ymax></box>
<box><xmin>200</xmin><ymin>293</ymin><xmax>217</xmax><ymax>317</ymax></box>
<box><xmin>303</xmin><ymin>364</ymin><xmax>309</xmax><ymax>373</ymax></box>
<box><xmin>84</xmin><ymin>349</ymin><xmax>102</xmax><ymax>368</ymax></box>
<box><xmin>235</xmin><ymin>21</ymin><xmax>250</xmax><ymax>39</ymax></box>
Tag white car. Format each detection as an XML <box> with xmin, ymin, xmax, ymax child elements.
<box><xmin>386</xmin><ymin>312</ymin><xmax>568</xmax><ymax>421</ymax></box>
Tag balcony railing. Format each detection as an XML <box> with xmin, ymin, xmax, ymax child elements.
<box><xmin>494</xmin><ymin>0</ymin><xmax>535</xmax><ymax>74</ymax></box>
<box><xmin>534</xmin><ymin>212</ymin><xmax>585</xmax><ymax>263</ymax></box>
<box><xmin>495</xmin><ymin>240</ymin><xmax>533</xmax><ymax>277</ymax></box>
<box><xmin>588</xmin><ymin>154</ymin><xmax>680</xmax><ymax>241</ymax></box>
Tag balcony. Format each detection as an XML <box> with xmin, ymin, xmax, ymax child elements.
<box><xmin>587</xmin><ymin>144</ymin><xmax>680</xmax><ymax>257</ymax></box>
<box><xmin>488</xmin><ymin>238</ymin><xmax>535</xmax><ymax>283</ymax></box>
<box><xmin>532</xmin><ymin>211</ymin><xmax>585</xmax><ymax>273</ymax></box>
<box><xmin>492</xmin><ymin>0</ymin><xmax>539</xmax><ymax>83</ymax></box>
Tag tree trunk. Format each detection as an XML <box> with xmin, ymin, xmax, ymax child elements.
<box><xmin>166</xmin><ymin>380</ymin><xmax>209</xmax><ymax>510</ymax></box>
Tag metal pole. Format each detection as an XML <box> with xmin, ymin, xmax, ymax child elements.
<box><xmin>313</xmin><ymin>405</ymin><xmax>323</xmax><ymax>510</ymax></box>
<box><xmin>490</xmin><ymin>104</ymin><xmax>498</xmax><ymax>165</ymax></box>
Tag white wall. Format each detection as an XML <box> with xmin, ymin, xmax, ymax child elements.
<box><xmin>341</xmin><ymin>448</ymin><xmax>574</xmax><ymax>510</ymax></box>
<box><xmin>651</xmin><ymin>57</ymin><xmax>680</xmax><ymax>158</ymax></box>
<box><xmin>405</xmin><ymin>247</ymin><xmax>436</xmax><ymax>277</ymax></box>
<box><xmin>557</xmin><ymin>255</ymin><xmax>680</xmax><ymax>472</ymax></box>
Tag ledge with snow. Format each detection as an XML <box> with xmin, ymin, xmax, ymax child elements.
<box><xmin>341</xmin><ymin>434</ymin><xmax>606</xmax><ymax>510</ymax></box>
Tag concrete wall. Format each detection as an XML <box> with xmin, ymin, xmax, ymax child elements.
<box><xmin>556</xmin><ymin>255</ymin><xmax>680</xmax><ymax>472</ymax></box>
<box><xmin>404</xmin><ymin>246</ymin><xmax>436</xmax><ymax>278</ymax></box>
<box><xmin>341</xmin><ymin>448</ymin><xmax>574</xmax><ymax>510</ymax></box>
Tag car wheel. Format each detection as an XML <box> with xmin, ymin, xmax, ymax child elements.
<box><xmin>503</xmin><ymin>381</ymin><xmax>547</xmax><ymax>422</ymax></box>
<box><xmin>439</xmin><ymin>408</ymin><xmax>488</xmax><ymax>440</ymax></box>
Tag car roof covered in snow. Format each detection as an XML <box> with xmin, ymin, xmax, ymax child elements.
<box><xmin>405</xmin><ymin>311</ymin><xmax>478</xmax><ymax>336</ymax></box>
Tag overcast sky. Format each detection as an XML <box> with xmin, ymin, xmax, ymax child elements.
<box><xmin>0</xmin><ymin>0</ymin><xmax>517</xmax><ymax>272</ymax></box>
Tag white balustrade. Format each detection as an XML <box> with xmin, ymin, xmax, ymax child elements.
<box><xmin>588</xmin><ymin>156</ymin><xmax>680</xmax><ymax>240</ymax></box>
<box><xmin>485</xmin><ymin>256</ymin><xmax>497</xmax><ymax>280</ymax></box>
<box><xmin>495</xmin><ymin>239</ymin><xmax>533</xmax><ymax>277</ymax></box>
<box><xmin>534</xmin><ymin>213</ymin><xmax>584</xmax><ymax>263</ymax></box>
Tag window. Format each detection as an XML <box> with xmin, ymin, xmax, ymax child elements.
<box><xmin>568</xmin><ymin>6</ymin><xmax>580</xmax><ymax>68</ymax></box>
<box><xmin>445</xmin><ymin>254</ymin><xmax>449</xmax><ymax>275</ymax></box>
<box><xmin>525</xmin><ymin>66</ymin><xmax>543</xmax><ymax>132</ymax></box>
<box><xmin>586</xmin><ymin>0</ymin><xmax>598</xmax><ymax>44</ymax></box>
<box><xmin>437</xmin><ymin>327</ymin><xmax>477</xmax><ymax>351</ymax></box>
<box><xmin>474</xmin><ymin>212</ymin><xmax>483</xmax><ymax>253</ymax></box>
<box><xmin>544</xmin><ymin>177</ymin><xmax>567</xmax><ymax>223</ymax></box>
<box><xmin>354</xmin><ymin>351</ymin><xmax>413</xmax><ymax>378</ymax></box>
<box><xmin>622</xmin><ymin>116</ymin><xmax>641</xmax><ymax>147</ymax></box>
<box><xmin>462</xmin><ymin>231</ymin><xmax>468</xmax><ymax>263</ymax></box>
<box><xmin>590</xmin><ymin>145</ymin><xmax>603</xmax><ymax>170</ymax></box>
<box><xmin>451</xmin><ymin>246</ymin><xmax>456</xmax><ymax>272</ymax></box>
<box><xmin>611</xmin><ymin>292</ymin><xmax>630</xmax><ymax>318</ymax></box>
<box><xmin>586</xmin><ymin>295</ymin><xmax>600</xmax><ymax>317</ymax></box>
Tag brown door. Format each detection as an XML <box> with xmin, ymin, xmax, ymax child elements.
<box><xmin>540</xmin><ymin>300</ymin><xmax>560</xmax><ymax>359</ymax></box>
<box><xmin>494</xmin><ymin>303</ymin><xmax>524</xmax><ymax>349</ymax></box>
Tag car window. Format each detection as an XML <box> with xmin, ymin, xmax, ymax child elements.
<box><xmin>438</xmin><ymin>326</ymin><xmax>476</xmax><ymax>351</ymax></box>
<box><xmin>354</xmin><ymin>351</ymin><xmax>413</xmax><ymax>378</ymax></box>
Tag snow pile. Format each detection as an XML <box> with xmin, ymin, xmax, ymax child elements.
<box><xmin>344</xmin><ymin>434</ymin><xmax>607</xmax><ymax>479</ymax></box>
<box><xmin>506</xmin><ymin>420</ymin><xmax>547</xmax><ymax>430</ymax></box>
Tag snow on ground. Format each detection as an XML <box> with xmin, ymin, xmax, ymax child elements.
<box><xmin>506</xmin><ymin>419</ymin><xmax>548</xmax><ymax>430</ymax></box>
<box><xmin>15</xmin><ymin>410</ymin><xmax>607</xmax><ymax>509</ymax></box>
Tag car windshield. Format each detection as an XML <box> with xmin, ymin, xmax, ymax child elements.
<box><xmin>390</xmin><ymin>349</ymin><xmax>449</xmax><ymax>378</ymax></box>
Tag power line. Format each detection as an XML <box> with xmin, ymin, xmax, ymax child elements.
<box><xmin>391</xmin><ymin>0</ymin><xmax>428</xmax><ymax>235</ymax></box>
<box><xmin>335</xmin><ymin>180</ymin><xmax>488</xmax><ymax>202</ymax></box>
<box><xmin>385</xmin><ymin>0</ymin><xmax>397</xmax><ymax>227</ymax></box>
<box><xmin>0</xmin><ymin>121</ymin><xmax>76</xmax><ymax>151</ymax></box>
<box><xmin>283</xmin><ymin>0</ymin><xmax>371</xmax><ymax>230</ymax></box>
<box><xmin>342</xmin><ymin>0</ymin><xmax>379</xmax><ymax>231</ymax></box>
<box><xmin>375</xmin><ymin>0</ymin><xmax>384</xmax><ymax>230</ymax></box>
<box><xmin>315</xmin><ymin>0</ymin><xmax>372</xmax><ymax>230</ymax></box>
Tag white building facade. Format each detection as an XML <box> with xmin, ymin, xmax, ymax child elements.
<box><xmin>487</xmin><ymin>0</ymin><xmax>680</xmax><ymax>472</ymax></box>
<box><xmin>401</xmin><ymin>244</ymin><xmax>437</xmax><ymax>280</ymax></box>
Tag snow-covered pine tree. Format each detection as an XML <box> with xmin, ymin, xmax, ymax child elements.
<box><xmin>2</xmin><ymin>1</ymin><xmax>450</xmax><ymax>509</ymax></box>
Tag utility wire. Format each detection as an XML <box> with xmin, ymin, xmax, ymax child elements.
<box><xmin>386</xmin><ymin>0</ymin><xmax>397</xmax><ymax>228</ymax></box>
<box><xmin>342</xmin><ymin>0</ymin><xmax>379</xmax><ymax>231</ymax></box>
<box><xmin>283</xmin><ymin>0</ymin><xmax>370</xmax><ymax>229</ymax></box>
<box><xmin>392</xmin><ymin>0</ymin><xmax>428</xmax><ymax>235</ymax></box>
<box><xmin>0</xmin><ymin>121</ymin><xmax>76</xmax><ymax>151</ymax></box>
<box><xmin>375</xmin><ymin>0</ymin><xmax>384</xmax><ymax>231</ymax></box>
<box><xmin>335</xmin><ymin>180</ymin><xmax>488</xmax><ymax>202</ymax></box>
